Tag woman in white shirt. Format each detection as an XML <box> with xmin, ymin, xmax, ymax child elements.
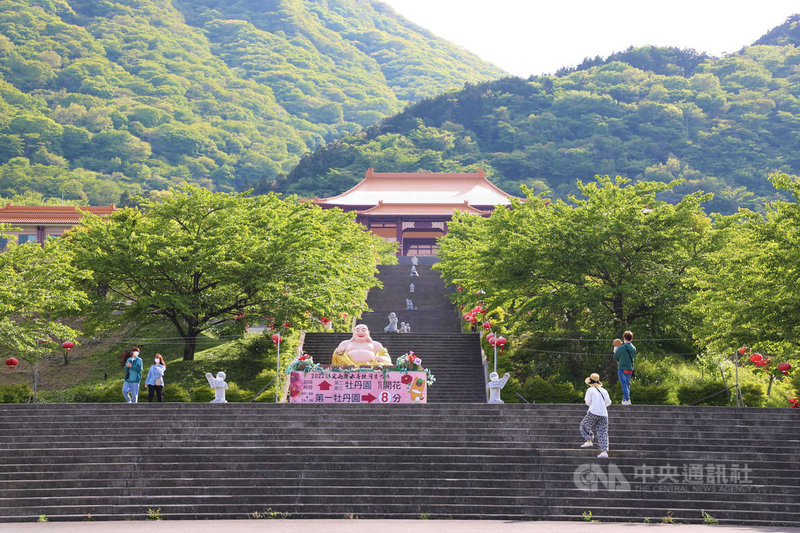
<box><xmin>579</xmin><ymin>373</ymin><xmax>612</xmax><ymax>458</ymax></box>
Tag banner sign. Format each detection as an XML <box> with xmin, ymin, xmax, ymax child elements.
<box><xmin>288</xmin><ymin>370</ymin><xmax>427</xmax><ymax>404</ymax></box>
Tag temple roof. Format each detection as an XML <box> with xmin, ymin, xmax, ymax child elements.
<box><xmin>315</xmin><ymin>168</ymin><xmax>517</xmax><ymax>207</ymax></box>
<box><xmin>0</xmin><ymin>204</ymin><xmax>116</xmax><ymax>225</ymax></box>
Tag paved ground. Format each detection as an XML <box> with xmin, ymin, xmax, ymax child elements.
<box><xmin>5</xmin><ymin>520</ymin><xmax>799</xmax><ymax>533</ymax></box>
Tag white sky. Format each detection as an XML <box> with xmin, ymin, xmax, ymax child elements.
<box><xmin>380</xmin><ymin>1</ymin><xmax>800</xmax><ymax>77</ymax></box>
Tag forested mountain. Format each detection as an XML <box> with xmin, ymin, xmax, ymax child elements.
<box><xmin>282</xmin><ymin>16</ymin><xmax>800</xmax><ymax>213</ymax></box>
<box><xmin>0</xmin><ymin>0</ymin><xmax>504</xmax><ymax>203</ymax></box>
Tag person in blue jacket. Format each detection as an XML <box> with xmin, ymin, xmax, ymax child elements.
<box><xmin>145</xmin><ymin>353</ymin><xmax>166</xmax><ymax>403</ymax></box>
<box><xmin>122</xmin><ymin>346</ymin><xmax>143</xmax><ymax>403</ymax></box>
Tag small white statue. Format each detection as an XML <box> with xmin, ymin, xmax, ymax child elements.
<box><xmin>205</xmin><ymin>371</ymin><xmax>229</xmax><ymax>403</ymax></box>
<box><xmin>487</xmin><ymin>371</ymin><xmax>511</xmax><ymax>404</ymax></box>
<box><xmin>384</xmin><ymin>312</ymin><xmax>399</xmax><ymax>333</ymax></box>
<box><xmin>411</xmin><ymin>256</ymin><xmax>419</xmax><ymax>266</ymax></box>
<box><xmin>405</xmin><ymin>298</ymin><xmax>417</xmax><ymax>310</ymax></box>
<box><xmin>409</xmin><ymin>283</ymin><xmax>415</xmax><ymax>293</ymax></box>
<box><xmin>410</xmin><ymin>265</ymin><xmax>419</xmax><ymax>277</ymax></box>
<box><xmin>399</xmin><ymin>322</ymin><xmax>409</xmax><ymax>333</ymax></box>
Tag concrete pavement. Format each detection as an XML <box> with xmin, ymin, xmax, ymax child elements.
<box><xmin>4</xmin><ymin>520</ymin><xmax>800</xmax><ymax>533</ymax></box>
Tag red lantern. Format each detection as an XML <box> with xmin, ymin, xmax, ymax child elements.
<box><xmin>62</xmin><ymin>341</ymin><xmax>75</xmax><ymax>351</ymax></box>
<box><xmin>271</xmin><ymin>333</ymin><xmax>282</xmax><ymax>346</ymax></box>
<box><xmin>496</xmin><ymin>337</ymin><xmax>507</xmax><ymax>349</ymax></box>
<box><xmin>5</xmin><ymin>357</ymin><xmax>18</xmax><ymax>370</ymax></box>
<box><xmin>482</xmin><ymin>321</ymin><xmax>492</xmax><ymax>330</ymax></box>
<box><xmin>749</xmin><ymin>353</ymin><xmax>763</xmax><ymax>363</ymax></box>
<box><xmin>778</xmin><ymin>362</ymin><xmax>791</xmax><ymax>376</ymax></box>
<box><xmin>738</xmin><ymin>346</ymin><xmax>748</xmax><ymax>355</ymax></box>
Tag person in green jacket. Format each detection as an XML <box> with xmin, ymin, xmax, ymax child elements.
<box><xmin>613</xmin><ymin>331</ymin><xmax>636</xmax><ymax>405</ymax></box>
<box><xmin>122</xmin><ymin>346</ymin><xmax>143</xmax><ymax>403</ymax></box>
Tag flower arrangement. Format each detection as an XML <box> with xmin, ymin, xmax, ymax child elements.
<box><xmin>393</xmin><ymin>351</ymin><xmax>436</xmax><ymax>386</ymax></box>
<box><xmin>285</xmin><ymin>353</ymin><xmax>321</xmax><ymax>374</ymax></box>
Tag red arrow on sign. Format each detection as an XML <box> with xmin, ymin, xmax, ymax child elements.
<box><xmin>318</xmin><ymin>381</ymin><xmax>331</xmax><ymax>391</ymax></box>
<box><xmin>362</xmin><ymin>393</ymin><xmax>377</xmax><ymax>403</ymax></box>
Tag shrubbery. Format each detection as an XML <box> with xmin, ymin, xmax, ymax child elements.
<box><xmin>519</xmin><ymin>376</ymin><xmax>582</xmax><ymax>404</ymax></box>
<box><xmin>739</xmin><ymin>383</ymin><xmax>765</xmax><ymax>407</ymax></box>
<box><xmin>609</xmin><ymin>382</ymin><xmax>670</xmax><ymax>404</ymax></box>
<box><xmin>677</xmin><ymin>381</ymin><xmax>730</xmax><ymax>406</ymax></box>
<box><xmin>0</xmin><ymin>383</ymin><xmax>31</xmax><ymax>403</ymax></box>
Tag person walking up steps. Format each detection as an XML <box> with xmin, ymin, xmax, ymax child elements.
<box><xmin>580</xmin><ymin>373</ymin><xmax>612</xmax><ymax>458</ymax></box>
<box><xmin>614</xmin><ymin>330</ymin><xmax>636</xmax><ymax>405</ymax></box>
<box><xmin>122</xmin><ymin>346</ymin><xmax>143</xmax><ymax>403</ymax></box>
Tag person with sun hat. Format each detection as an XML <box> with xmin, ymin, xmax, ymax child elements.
<box><xmin>579</xmin><ymin>372</ymin><xmax>612</xmax><ymax>458</ymax></box>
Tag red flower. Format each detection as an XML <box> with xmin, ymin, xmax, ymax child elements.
<box><xmin>401</xmin><ymin>374</ymin><xmax>413</xmax><ymax>385</ymax></box>
<box><xmin>789</xmin><ymin>398</ymin><xmax>799</xmax><ymax>409</ymax></box>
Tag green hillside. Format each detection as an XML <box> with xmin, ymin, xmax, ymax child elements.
<box><xmin>281</xmin><ymin>15</ymin><xmax>800</xmax><ymax>212</ymax></box>
<box><xmin>0</xmin><ymin>0</ymin><xmax>504</xmax><ymax>203</ymax></box>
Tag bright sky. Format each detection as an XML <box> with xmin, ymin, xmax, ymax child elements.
<box><xmin>380</xmin><ymin>1</ymin><xmax>800</xmax><ymax>77</ymax></box>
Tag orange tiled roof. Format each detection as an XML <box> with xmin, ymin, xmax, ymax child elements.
<box><xmin>316</xmin><ymin>168</ymin><xmax>518</xmax><ymax>207</ymax></box>
<box><xmin>0</xmin><ymin>204</ymin><xmax>116</xmax><ymax>225</ymax></box>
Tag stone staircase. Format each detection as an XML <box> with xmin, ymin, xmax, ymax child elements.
<box><xmin>301</xmin><ymin>332</ymin><xmax>486</xmax><ymax>403</ymax></box>
<box><xmin>360</xmin><ymin>261</ymin><xmax>461</xmax><ymax>334</ymax></box>
<box><xmin>0</xmin><ymin>403</ymin><xmax>797</xmax><ymax>525</ymax></box>
<box><xmin>301</xmin><ymin>257</ymin><xmax>486</xmax><ymax>404</ymax></box>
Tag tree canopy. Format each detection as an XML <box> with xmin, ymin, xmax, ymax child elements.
<box><xmin>0</xmin><ymin>227</ymin><xmax>87</xmax><ymax>397</ymax></box>
<box><xmin>69</xmin><ymin>185</ymin><xmax>396</xmax><ymax>360</ymax></box>
<box><xmin>436</xmin><ymin>176</ymin><xmax>715</xmax><ymax>341</ymax></box>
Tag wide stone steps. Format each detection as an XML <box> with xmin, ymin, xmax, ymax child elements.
<box><xmin>0</xmin><ymin>404</ymin><xmax>798</xmax><ymax>524</ymax></box>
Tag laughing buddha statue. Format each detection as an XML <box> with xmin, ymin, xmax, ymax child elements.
<box><xmin>331</xmin><ymin>324</ymin><xmax>392</xmax><ymax>367</ymax></box>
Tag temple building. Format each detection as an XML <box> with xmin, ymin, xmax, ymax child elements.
<box><xmin>314</xmin><ymin>169</ymin><xmax>519</xmax><ymax>256</ymax></box>
<box><xmin>0</xmin><ymin>204</ymin><xmax>116</xmax><ymax>249</ymax></box>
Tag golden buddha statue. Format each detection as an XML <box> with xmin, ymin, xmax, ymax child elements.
<box><xmin>331</xmin><ymin>324</ymin><xmax>392</xmax><ymax>367</ymax></box>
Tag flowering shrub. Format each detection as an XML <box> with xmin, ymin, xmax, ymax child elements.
<box><xmin>285</xmin><ymin>353</ymin><xmax>321</xmax><ymax>374</ymax></box>
<box><xmin>394</xmin><ymin>351</ymin><xmax>436</xmax><ymax>386</ymax></box>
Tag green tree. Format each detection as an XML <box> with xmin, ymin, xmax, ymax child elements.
<box><xmin>690</xmin><ymin>173</ymin><xmax>800</xmax><ymax>362</ymax></box>
<box><xmin>437</xmin><ymin>176</ymin><xmax>715</xmax><ymax>339</ymax></box>
<box><xmin>0</xmin><ymin>227</ymin><xmax>87</xmax><ymax>401</ymax></box>
<box><xmin>70</xmin><ymin>186</ymin><xmax>395</xmax><ymax>360</ymax></box>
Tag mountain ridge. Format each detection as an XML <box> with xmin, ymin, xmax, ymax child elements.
<box><xmin>279</xmin><ymin>15</ymin><xmax>800</xmax><ymax>213</ymax></box>
<box><xmin>0</xmin><ymin>0</ymin><xmax>504</xmax><ymax>203</ymax></box>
